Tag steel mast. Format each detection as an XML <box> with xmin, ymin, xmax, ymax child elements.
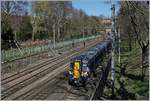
<box><xmin>111</xmin><ymin>2</ymin><xmax>115</xmax><ymax>96</ymax></box>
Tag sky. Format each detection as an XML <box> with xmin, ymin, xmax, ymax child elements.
<box><xmin>27</xmin><ymin>0</ymin><xmax>120</xmax><ymax>17</ymax></box>
<box><xmin>72</xmin><ymin>0</ymin><xmax>119</xmax><ymax>17</ymax></box>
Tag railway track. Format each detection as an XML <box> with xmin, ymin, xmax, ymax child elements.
<box><xmin>2</xmin><ymin>40</ymin><xmax>91</xmax><ymax>84</ymax></box>
<box><xmin>19</xmin><ymin>53</ymin><xmax>111</xmax><ymax>100</ymax></box>
<box><xmin>1</xmin><ymin>38</ymin><xmax>102</xmax><ymax>100</ymax></box>
<box><xmin>16</xmin><ymin>65</ymin><xmax>69</xmax><ymax>100</ymax></box>
<box><xmin>1</xmin><ymin>39</ymin><xmax>95</xmax><ymax>83</ymax></box>
<box><xmin>2</xmin><ymin>39</ymin><xmax>97</xmax><ymax>85</ymax></box>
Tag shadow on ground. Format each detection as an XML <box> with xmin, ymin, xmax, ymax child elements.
<box><xmin>115</xmin><ymin>79</ymin><xmax>136</xmax><ymax>100</ymax></box>
<box><xmin>103</xmin><ymin>64</ymin><xmax>146</xmax><ymax>100</ymax></box>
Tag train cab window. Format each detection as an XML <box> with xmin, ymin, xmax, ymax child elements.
<box><xmin>83</xmin><ymin>63</ymin><xmax>87</xmax><ymax>67</ymax></box>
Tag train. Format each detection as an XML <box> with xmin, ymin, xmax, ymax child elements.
<box><xmin>68</xmin><ymin>39</ymin><xmax>112</xmax><ymax>87</ymax></box>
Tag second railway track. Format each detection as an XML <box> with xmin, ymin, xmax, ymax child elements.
<box><xmin>18</xmin><ymin>52</ymin><xmax>111</xmax><ymax>100</ymax></box>
<box><xmin>1</xmin><ymin>39</ymin><xmax>96</xmax><ymax>84</ymax></box>
<box><xmin>2</xmin><ymin>39</ymin><xmax>92</xmax><ymax>85</ymax></box>
<box><xmin>1</xmin><ymin>38</ymin><xmax>102</xmax><ymax>100</ymax></box>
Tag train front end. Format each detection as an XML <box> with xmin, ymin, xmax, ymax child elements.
<box><xmin>68</xmin><ymin>56</ymin><xmax>90</xmax><ymax>87</ymax></box>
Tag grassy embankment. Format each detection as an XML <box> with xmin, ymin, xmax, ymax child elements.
<box><xmin>103</xmin><ymin>42</ymin><xmax>149</xmax><ymax>100</ymax></box>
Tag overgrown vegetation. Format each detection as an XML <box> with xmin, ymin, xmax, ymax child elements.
<box><xmin>117</xmin><ymin>1</ymin><xmax>149</xmax><ymax>78</ymax></box>
<box><xmin>103</xmin><ymin>43</ymin><xmax>149</xmax><ymax>100</ymax></box>
<box><xmin>1</xmin><ymin>1</ymin><xmax>111</xmax><ymax>50</ymax></box>
<box><xmin>102</xmin><ymin>1</ymin><xmax>149</xmax><ymax>100</ymax></box>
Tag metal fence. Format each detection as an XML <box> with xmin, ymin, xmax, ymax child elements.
<box><xmin>1</xmin><ymin>35</ymin><xmax>100</xmax><ymax>63</ymax></box>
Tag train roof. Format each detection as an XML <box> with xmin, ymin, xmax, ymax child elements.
<box><xmin>95</xmin><ymin>44</ymin><xmax>105</xmax><ymax>50</ymax></box>
<box><xmin>71</xmin><ymin>55</ymin><xmax>82</xmax><ymax>61</ymax></box>
<box><xmin>81</xmin><ymin>51</ymin><xmax>95</xmax><ymax>60</ymax></box>
<box><xmin>70</xmin><ymin>40</ymin><xmax>112</xmax><ymax>62</ymax></box>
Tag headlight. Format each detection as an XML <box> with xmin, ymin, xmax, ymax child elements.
<box><xmin>81</xmin><ymin>72</ymin><xmax>88</xmax><ymax>77</ymax></box>
<box><xmin>69</xmin><ymin>71</ymin><xmax>73</xmax><ymax>75</ymax></box>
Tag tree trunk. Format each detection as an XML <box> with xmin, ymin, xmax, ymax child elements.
<box><xmin>53</xmin><ymin>23</ymin><xmax>56</xmax><ymax>49</ymax></box>
<box><xmin>142</xmin><ymin>46</ymin><xmax>149</xmax><ymax>79</ymax></box>
<box><xmin>57</xmin><ymin>26</ymin><xmax>60</xmax><ymax>41</ymax></box>
<box><xmin>32</xmin><ymin>29</ymin><xmax>35</xmax><ymax>41</ymax></box>
<box><xmin>134</xmin><ymin>38</ymin><xmax>136</xmax><ymax>48</ymax></box>
<box><xmin>128</xmin><ymin>37</ymin><xmax>132</xmax><ymax>51</ymax></box>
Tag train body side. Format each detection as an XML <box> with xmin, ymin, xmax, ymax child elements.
<box><xmin>68</xmin><ymin>39</ymin><xmax>112</xmax><ymax>86</ymax></box>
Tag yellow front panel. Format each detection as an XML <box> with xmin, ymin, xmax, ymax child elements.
<box><xmin>73</xmin><ymin>62</ymin><xmax>80</xmax><ymax>79</ymax></box>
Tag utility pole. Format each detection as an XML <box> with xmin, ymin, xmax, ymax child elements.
<box><xmin>117</xmin><ymin>27</ymin><xmax>121</xmax><ymax>67</ymax></box>
<box><xmin>111</xmin><ymin>3</ymin><xmax>115</xmax><ymax>97</ymax></box>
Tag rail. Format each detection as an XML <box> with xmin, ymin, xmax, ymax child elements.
<box><xmin>1</xmin><ymin>39</ymin><xmax>101</xmax><ymax>100</ymax></box>
<box><xmin>90</xmin><ymin>58</ymin><xmax>111</xmax><ymax>100</ymax></box>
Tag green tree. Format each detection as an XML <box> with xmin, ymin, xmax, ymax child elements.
<box><xmin>18</xmin><ymin>16</ymin><xmax>32</xmax><ymax>41</ymax></box>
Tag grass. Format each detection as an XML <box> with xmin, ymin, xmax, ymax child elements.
<box><xmin>103</xmin><ymin>46</ymin><xmax>149</xmax><ymax>100</ymax></box>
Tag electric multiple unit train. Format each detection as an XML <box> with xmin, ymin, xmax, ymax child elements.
<box><xmin>68</xmin><ymin>39</ymin><xmax>112</xmax><ymax>86</ymax></box>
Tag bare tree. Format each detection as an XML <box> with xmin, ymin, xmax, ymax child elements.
<box><xmin>1</xmin><ymin>1</ymin><xmax>28</xmax><ymax>15</ymax></box>
<box><xmin>1</xmin><ymin>1</ymin><xmax>29</xmax><ymax>49</ymax></box>
<box><xmin>126</xmin><ymin>1</ymin><xmax>149</xmax><ymax>78</ymax></box>
<box><xmin>118</xmin><ymin>1</ymin><xmax>149</xmax><ymax>78</ymax></box>
<box><xmin>30</xmin><ymin>1</ymin><xmax>50</xmax><ymax>41</ymax></box>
